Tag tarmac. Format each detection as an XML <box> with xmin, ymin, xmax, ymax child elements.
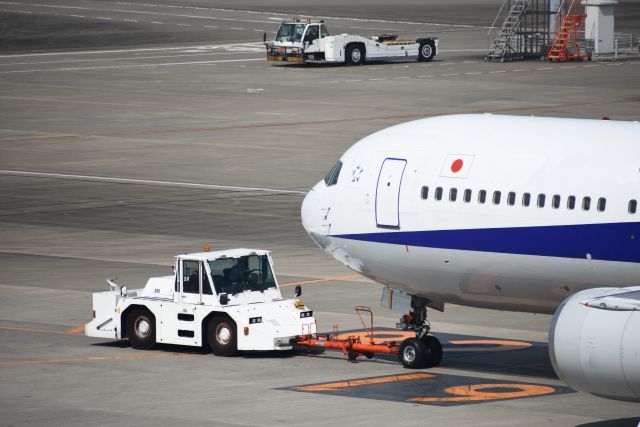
<box><xmin>0</xmin><ymin>1</ymin><xmax>639</xmax><ymax>426</ymax></box>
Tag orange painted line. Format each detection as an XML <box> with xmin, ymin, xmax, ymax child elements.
<box><xmin>409</xmin><ymin>383</ymin><xmax>556</xmax><ymax>403</ymax></box>
<box><xmin>0</xmin><ymin>325</ymin><xmax>72</xmax><ymax>335</ymax></box>
<box><xmin>296</xmin><ymin>373</ymin><xmax>434</xmax><ymax>392</ymax></box>
<box><xmin>447</xmin><ymin>339</ymin><xmax>532</xmax><ymax>353</ymax></box>
<box><xmin>0</xmin><ymin>352</ymin><xmax>193</xmax><ymax>366</ymax></box>
<box><xmin>280</xmin><ymin>274</ymin><xmax>361</xmax><ymax>288</ymax></box>
<box><xmin>66</xmin><ymin>325</ymin><xmax>85</xmax><ymax>335</ymax></box>
<box><xmin>0</xmin><ymin>100</ymin><xmax>628</xmax><ymax>144</ymax></box>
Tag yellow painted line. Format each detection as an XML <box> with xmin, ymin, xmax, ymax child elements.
<box><xmin>409</xmin><ymin>383</ymin><xmax>556</xmax><ymax>403</ymax></box>
<box><xmin>296</xmin><ymin>373</ymin><xmax>434</xmax><ymax>392</ymax></box>
<box><xmin>0</xmin><ymin>352</ymin><xmax>193</xmax><ymax>366</ymax></box>
<box><xmin>280</xmin><ymin>274</ymin><xmax>361</xmax><ymax>288</ymax></box>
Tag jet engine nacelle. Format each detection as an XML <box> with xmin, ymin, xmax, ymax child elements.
<box><xmin>549</xmin><ymin>287</ymin><xmax>640</xmax><ymax>402</ymax></box>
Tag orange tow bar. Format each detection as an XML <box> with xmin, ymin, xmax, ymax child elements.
<box><xmin>296</xmin><ymin>306</ymin><xmax>400</xmax><ymax>361</ymax></box>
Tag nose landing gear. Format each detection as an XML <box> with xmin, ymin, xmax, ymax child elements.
<box><xmin>397</xmin><ymin>296</ymin><xmax>443</xmax><ymax>369</ymax></box>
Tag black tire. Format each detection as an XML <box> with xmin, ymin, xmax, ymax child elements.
<box><xmin>399</xmin><ymin>338</ymin><xmax>428</xmax><ymax>369</ymax></box>
<box><xmin>127</xmin><ymin>308</ymin><xmax>156</xmax><ymax>350</ymax></box>
<box><xmin>346</xmin><ymin>44</ymin><xmax>365</xmax><ymax>65</ymax></box>
<box><xmin>208</xmin><ymin>317</ymin><xmax>237</xmax><ymax>357</ymax></box>
<box><xmin>421</xmin><ymin>335</ymin><xmax>443</xmax><ymax>368</ymax></box>
<box><xmin>418</xmin><ymin>41</ymin><xmax>436</xmax><ymax>62</ymax></box>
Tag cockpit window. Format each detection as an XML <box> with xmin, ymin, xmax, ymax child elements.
<box><xmin>275</xmin><ymin>23</ymin><xmax>307</xmax><ymax>42</ymax></box>
<box><xmin>324</xmin><ymin>161</ymin><xmax>342</xmax><ymax>186</ymax></box>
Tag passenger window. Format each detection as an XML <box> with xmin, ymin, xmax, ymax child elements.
<box><xmin>567</xmin><ymin>195</ymin><xmax>576</xmax><ymax>210</ymax></box>
<box><xmin>630</xmin><ymin>199</ymin><xmax>638</xmax><ymax>214</ymax></box>
<box><xmin>320</xmin><ymin>24</ymin><xmax>330</xmax><ymax>38</ymax></box>
<box><xmin>203</xmin><ymin>264</ymin><xmax>213</xmax><ymax>295</ymax></box>
<box><xmin>478</xmin><ymin>190</ymin><xmax>487</xmax><ymax>204</ymax></box>
<box><xmin>324</xmin><ymin>161</ymin><xmax>342</xmax><ymax>186</ymax></box>
<box><xmin>552</xmin><ymin>194</ymin><xmax>561</xmax><ymax>209</ymax></box>
<box><xmin>304</xmin><ymin>25</ymin><xmax>320</xmax><ymax>42</ymax></box>
<box><xmin>421</xmin><ymin>186</ymin><xmax>429</xmax><ymax>200</ymax></box>
<box><xmin>537</xmin><ymin>194</ymin><xmax>546</xmax><ymax>208</ymax></box>
<box><xmin>597</xmin><ymin>198</ymin><xmax>606</xmax><ymax>212</ymax></box>
<box><xmin>182</xmin><ymin>260</ymin><xmax>200</xmax><ymax>294</ymax></box>
<box><xmin>493</xmin><ymin>191</ymin><xmax>501</xmax><ymax>205</ymax></box>
<box><xmin>582</xmin><ymin>196</ymin><xmax>591</xmax><ymax>211</ymax></box>
<box><xmin>435</xmin><ymin>187</ymin><xmax>443</xmax><ymax>201</ymax></box>
<box><xmin>507</xmin><ymin>192</ymin><xmax>516</xmax><ymax>206</ymax></box>
<box><xmin>522</xmin><ymin>192</ymin><xmax>531</xmax><ymax>207</ymax></box>
<box><xmin>463</xmin><ymin>189</ymin><xmax>472</xmax><ymax>203</ymax></box>
<box><xmin>449</xmin><ymin>188</ymin><xmax>457</xmax><ymax>202</ymax></box>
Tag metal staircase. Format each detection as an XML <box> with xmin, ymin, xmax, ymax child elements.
<box><xmin>485</xmin><ymin>0</ymin><xmax>529</xmax><ymax>62</ymax></box>
<box><xmin>547</xmin><ymin>0</ymin><xmax>590</xmax><ymax>61</ymax></box>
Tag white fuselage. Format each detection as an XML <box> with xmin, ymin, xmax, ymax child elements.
<box><xmin>301</xmin><ymin>114</ymin><xmax>640</xmax><ymax>314</ymax></box>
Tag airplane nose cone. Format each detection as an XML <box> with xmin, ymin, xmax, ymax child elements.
<box><xmin>301</xmin><ymin>184</ymin><xmax>332</xmax><ymax>250</ymax></box>
<box><xmin>301</xmin><ymin>186</ymin><xmax>318</xmax><ymax>234</ymax></box>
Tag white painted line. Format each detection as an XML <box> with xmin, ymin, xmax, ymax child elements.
<box><xmin>204</xmin><ymin>25</ymin><xmax>218</xmax><ymax>28</ymax></box>
<box><xmin>70</xmin><ymin>14</ymin><xmax>85</xmax><ymax>18</ymax></box>
<box><xmin>512</xmin><ymin>69</ymin><xmax>529</xmax><ymax>72</ymax></box>
<box><xmin>464</xmin><ymin>72</ymin><xmax>482</xmax><ymax>75</ymax></box>
<box><xmin>416</xmin><ymin>75</ymin><xmax>433</xmax><ymax>78</ymax></box>
<box><xmin>177</xmin><ymin>23</ymin><xmax>191</xmax><ymax>26</ymax></box>
<box><xmin>442</xmin><ymin>73</ymin><xmax>459</xmax><ymax>76</ymax></box>
<box><xmin>395</xmin><ymin>76</ymin><xmax>410</xmax><ymax>80</ymax></box>
<box><xmin>584</xmin><ymin>64</ymin><xmax>600</xmax><ymax>67</ymax></box>
<box><xmin>96</xmin><ymin>16</ymin><xmax>112</xmax><ymax>20</ymax></box>
<box><xmin>0</xmin><ymin>58</ymin><xmax>264</xmax><ymax>74</ymax></box>
<box><xmin>231</xmin><ymin>27</ymin><xmax>244</xmax><ymax>30</ymax></box>
<box><xmin>537</xmin><ymin>67</ymin><xmax>553</xmax><ymax>70</ymax></box>
<box><xmin>369</xmin><ymin>78</ymin><xmax>386</xmax><ymax>81</ymax></box>
<box><xmin>345</xmin><ymin>79</ymin><xmax>362</xmax><ymax>82</ymax></box>
<box><xmin>0</xmin><ymin>170</ymin><xmax>307</xmax><ymax>195</ymax></box>
<box><xmin>560</xmin><ymin>66</ymin><xmax>576</xmax><ymax>69</ymax></box>
<box><xmin>123</xmin><ymin>19</ymin><xmax>138</xmax><ymax>22</ymax></box>
<box><xmin>489</xmin><ymin>70</ymin><xmax>507</xmax><ymax>73</ymax></box>
<box><xmin>150</xmin><ymin>21</ymin><xmax>163</xmax><ymax>24</ymax></box>
<box><xmin>606</xmin><ymin>63</ymin><xmax>623</xmax><ymax>66</ymax></box>
<box><xmin>252</xmin><ymin>29</ymin><xmax>263</xmax><ymax>32</ymax></box>
<box><xmin>438</xmin><ymin>62</ymin><xmax>456</xmax><ymax>65</ymax></box>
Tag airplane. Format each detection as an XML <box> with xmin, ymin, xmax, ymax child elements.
<box><xmin>300</xmin><ymin>113</ymin><xmax>640</xmax><ymax>403</ymax></box>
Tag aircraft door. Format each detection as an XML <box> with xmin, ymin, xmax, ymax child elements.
<box><xmin>375</xmin><ymin>158</ymin><xmax>407</xmax><ymax>228</ymax></box>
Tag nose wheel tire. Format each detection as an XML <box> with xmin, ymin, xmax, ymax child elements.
<box><xmin>421</xmin><ymin>335</ymin><xmax>443</xmax><ymax>368</ymax></box>
<box><xmin>208</xmin><ymin>317</ymin><xmax>237</xmax><ymax>357</ymax></box>
<box><xmin>399</xmin><ymin>338</ymin><xmax>428</xmax><ymax>369</ymax></box>
<box><xmin>128</xmin><ymin>309</ymin><xmax>156</xmax><ymax>350</ymax></box>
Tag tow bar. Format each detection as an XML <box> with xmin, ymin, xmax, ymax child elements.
<box><xmin>296</xmin><ymin>306</ymin><xmax>401</xmax><ymax>362</ymax></box>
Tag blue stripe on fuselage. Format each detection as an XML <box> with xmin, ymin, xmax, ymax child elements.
<box><xmin>333</xmin><ymin>222</ymin><xmax>640</xmax><ymax>263</ymax></box>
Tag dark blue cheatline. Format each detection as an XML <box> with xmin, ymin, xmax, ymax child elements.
<box><xmin>334</xmin><ymin>222</ymin><xmax>640</xmax><ymax>264</ymax></box>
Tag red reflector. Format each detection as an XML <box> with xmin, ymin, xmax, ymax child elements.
<box><xmin>244</xmin><ymin>327</ymin><xmax>249</xmax><ymax>336</ymax></box>
<box><xmin>92</xmin><ymin>310</ymin><xmax>96</xmax><ymax>319</ymax></box>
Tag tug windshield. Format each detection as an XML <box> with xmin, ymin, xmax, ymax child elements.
<box><xmin>208</xmin><ymin>254</ymin><xmax>276</xmax><ymax>295</ymax></box>
<box><xmin>275</xmin><ymin>23</ymin><xmax>307</xmax><ymax>42</ymax></box>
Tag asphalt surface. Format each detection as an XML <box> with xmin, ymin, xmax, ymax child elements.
<box><xmin>1</xmin><ymin>1</ymin><xmax>639</xmax><ymax>426</ymax></box>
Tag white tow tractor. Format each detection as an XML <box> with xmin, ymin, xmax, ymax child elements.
<box><xmin>86</xmin><ymin>248</ymin><xmax>316</xmax><ymax>355</ymax></box>
<box><xmin>265</xmin><ymin>18</ymin><xmax>438</xmax><ymax>65</ymax></box>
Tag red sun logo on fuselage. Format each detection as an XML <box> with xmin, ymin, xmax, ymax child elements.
<box><xmin>451</xmin><ymin>159</ymin><xmax>464</xmax><ymax>173</ymax></box>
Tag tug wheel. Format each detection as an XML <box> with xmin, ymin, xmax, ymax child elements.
<box><xmin>208</xmin><ymin>317</ymin><xmax>237</xmax><ymax>357</ymax></box>
<box><xmin>346</xmin><ymin>44</ymin><xmax>365</xmax><ymax>65</ymax></box>
<box><xmin>421</xmin><ymin>335</ymin><xmax>443</xmax><ymax>368</ymax></box>
<box><xmin>418</xmin><ymin>41</ymin><xmax>436</xmax><ymax>62</ymax></box>
<box><xmin>399</xmin><ymin>338</ymin><xmax>428</xmax><ymax>369</ymax></box>
<box><xmin>128</xmin><ymin>309</ymin><xmax>156</xmax><ymax>350</ymax></box>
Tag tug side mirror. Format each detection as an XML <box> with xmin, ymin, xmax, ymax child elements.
<box><xmin>294</xmin><ymin>285</ymin><xmax>302</xmax><ymax>298</ymax></box>
<box><xmin>263</xmin><ymin>32</ymin><xmax>267</xmax><ymax>43</ymax></box>
<box><xmin>219</xmin><ymin>293</ymin><xmax>228</xmax><ymax>305</ymax></box>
